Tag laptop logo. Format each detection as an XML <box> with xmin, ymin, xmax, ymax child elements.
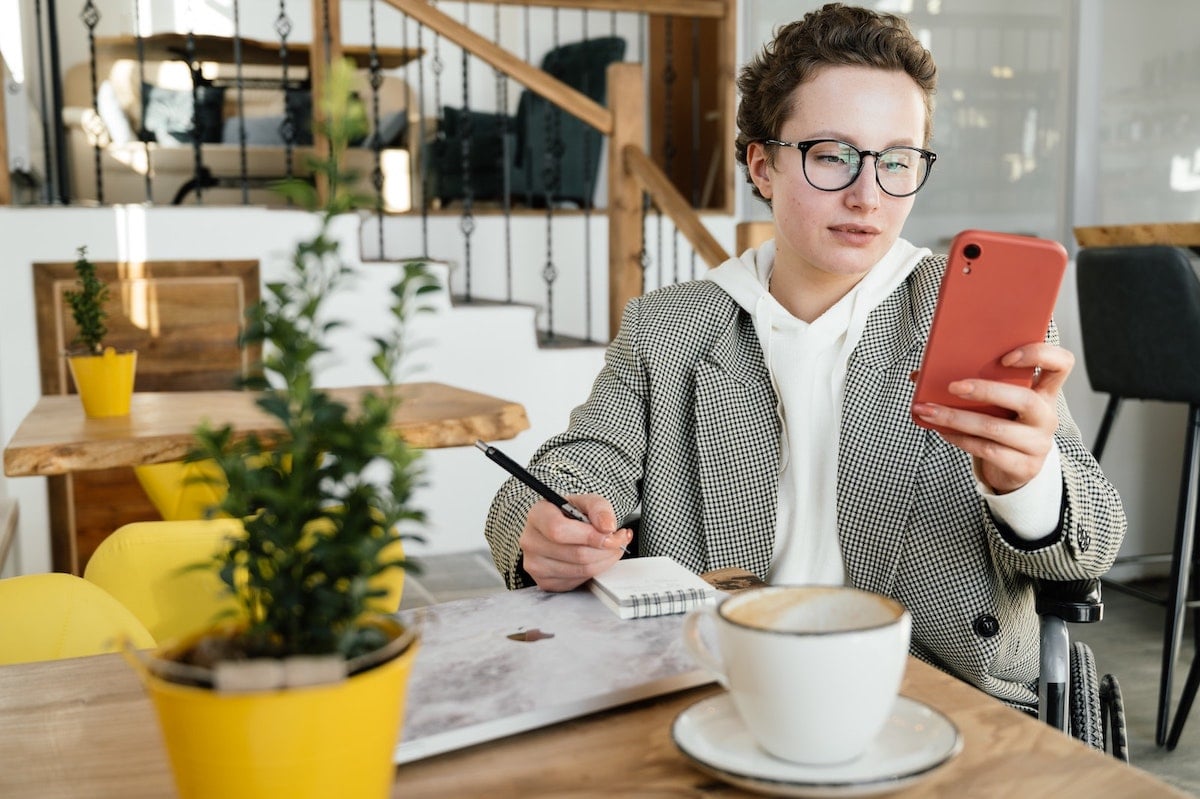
<box><xmin>507</xmin><ymin>628</ymin><xmax>556</xmax><ymax>643</ymax></box>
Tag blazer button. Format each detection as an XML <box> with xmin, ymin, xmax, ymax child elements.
<box><xmin>973</xmin><ymin>614</ymin><xmax>1000</xmax><ymax>638</ymax></box>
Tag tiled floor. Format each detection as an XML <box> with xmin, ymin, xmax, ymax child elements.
<box><xmin>1073</xmin><ymin>583</ymin><xmax>1200</xmax><ymax>796</ymax></box>
<box><xmin>403</xmin><ymin>550</ymin><xmax>1200</xmax><ymax>796</ymax></box>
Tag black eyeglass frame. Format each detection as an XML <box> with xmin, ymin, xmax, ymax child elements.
<box><xmin>761</xmin><ymin>138</ymin><xmax>938</xmax><ymax>198</ymax></box>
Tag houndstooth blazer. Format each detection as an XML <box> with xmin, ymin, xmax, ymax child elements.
<box><xmin>484</xmin><ymin>253</ymin><xmax>1126</xmax><ymax>706</ymax></box>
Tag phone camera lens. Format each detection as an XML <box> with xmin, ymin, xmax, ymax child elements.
<box><xmin>963</xmin><ymin>243</ymin><xmax>982</xmax><ymax>260</ymax></box>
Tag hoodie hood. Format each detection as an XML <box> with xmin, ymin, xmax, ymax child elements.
<box><xmin>705</xmin><ymin>236</ymin><xmax>931</xmax><ymax>372</ymax></box>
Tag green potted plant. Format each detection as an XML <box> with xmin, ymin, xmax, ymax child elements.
<box><xmin>63</xmin><ymin>246</ymin><xmax>137</xmax><ymax>417</ymax></box>
<box><xmin>127</xmin><ymin>58</ymin><xmax>438</xmax><ymax>799</ymax></box>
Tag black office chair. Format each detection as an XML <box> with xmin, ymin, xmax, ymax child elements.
<box><xmin>424</xmin><ymin>36</ymin><xmax>626</xmax><ymax>208</ymax></box>
<box><xmin>1076</xmin><ymin>244</ymin><xmax>1200</xmax><ymax>749</ymax></box>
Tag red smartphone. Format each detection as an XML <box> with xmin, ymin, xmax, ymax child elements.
<box><xmin>911</xmin><ymin>229</ymin><xmax>1068</xmax><ymax>434</ymax></box>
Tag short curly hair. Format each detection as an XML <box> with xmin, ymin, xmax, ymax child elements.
<box><xmin>735</xmin><ymin>3</ymin><xmax>937</xmax><ymax>203</ymax></box>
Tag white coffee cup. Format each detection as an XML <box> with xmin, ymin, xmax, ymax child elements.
<box><xmin>683</xmin><ymin>584</ymin><xmax>912</xmax><ymax>765</ymax></box>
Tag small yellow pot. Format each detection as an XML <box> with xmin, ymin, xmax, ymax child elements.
<box><xmin>67</xmin><ymin>347</ymin><xmax>137</xmax><ymax>418</ymax></box>
<box><xmin>136</xmin><ymin>625</ymin><xmax>419</xmax><ymax>799</ymax></box>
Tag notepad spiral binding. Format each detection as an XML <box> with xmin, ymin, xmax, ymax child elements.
<box><xmin>624</xmin><ymin>588</ymin><xmax>715</xmax><ymax>619</ymax></box>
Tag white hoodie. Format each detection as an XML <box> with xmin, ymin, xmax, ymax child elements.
<box><xmin>706</xmin><ymin>238</ymin><xmax>929</xmax><ymax>584</ymax></box>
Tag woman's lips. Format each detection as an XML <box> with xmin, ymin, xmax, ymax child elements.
<box><xmin>829</xmin><ymin>224</ymin><xmax>880</xmax><ymax>246</ymax></box>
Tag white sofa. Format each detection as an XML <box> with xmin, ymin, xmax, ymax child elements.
<box><xmin>63</xmin><ymin>56</ymin><xmax>420</xmax><ymax>209</ymax></box>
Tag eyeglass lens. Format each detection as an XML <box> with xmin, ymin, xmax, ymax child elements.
<box><xmin>803</xmin><ymin>140</ymin><xmax>930</xmax><ymax>196</ymax></box>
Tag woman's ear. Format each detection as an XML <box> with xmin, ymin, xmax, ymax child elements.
<box><xmin>746</xmin><ymin>141</ymin><xmax>773</xmax><ymax>200</ymax></box>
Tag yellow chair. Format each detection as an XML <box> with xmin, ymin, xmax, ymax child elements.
<box><xmin>133</xmin><ymin>459</ymin><xmax>228</xmax><ymax>522</ymax></box>
<box><xmin>84</xmin><ymin>518</ymin><xmax>407</xmax><ymax>646</ymax></box>
<box><xmin>84</xmin><ymin>518</ymin><xmax>246</xmax><ymax>645</ymax></box>
<box><xmin>0</xmin><ymin>572</ymin><xmax>156</xmax><ymax>665</ymax></box>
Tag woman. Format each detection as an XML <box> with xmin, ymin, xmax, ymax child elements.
<box><xmin>484</xmin><ymin>3</ymin><xmax>1125</xmax><ymax>708</ymax></box>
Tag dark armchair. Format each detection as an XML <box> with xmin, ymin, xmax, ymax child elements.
<box><xmin>424</xmin><ymin>36</ymin><xmax>626</xmax><ymax>208</ymax></box>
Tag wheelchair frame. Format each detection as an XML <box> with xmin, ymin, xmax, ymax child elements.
<box><xmin>1038</xmin><ymin>579</ymin><xmax>1129</xmax><ymax>761</ymax></box>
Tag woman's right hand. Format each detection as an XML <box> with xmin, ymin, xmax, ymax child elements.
<box><xmin>519</xmin><ymin>494</ymin><xmax>633</xmax><ymax>592</ymax></box>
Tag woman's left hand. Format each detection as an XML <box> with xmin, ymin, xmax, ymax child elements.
<box><xmin>911</xmin><ymin>343</ymin><xmax>1074</xmax><ymax>494</ymax></box>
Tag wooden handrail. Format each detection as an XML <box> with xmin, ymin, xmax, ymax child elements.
<box><xmin>437</xmin><ymin>0</ymin><xmax>728</xmax><ymax>16</ymax></box>
<box><xmin>623</xmin><ymin>144</ymin><xmax>729</xmax><ymax>268</ymax></box>
<box><xmin>383</xmin><ymin>0</ymin><xmax>612</xmax><ymax>135</ymax></box>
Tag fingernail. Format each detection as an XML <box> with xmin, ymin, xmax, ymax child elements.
<box><xmin>949</xmin><ymin>381</ymin><xmax>974</xmax><ymax>396</ymax></box>
<box><xmin>1001</xmin><ymin>350</ymin><xmax>1021</xmax><ymax>366</ymax></box>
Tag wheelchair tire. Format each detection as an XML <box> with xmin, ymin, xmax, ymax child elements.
<box><xmin>1069</xmin><ymin>641</ymin><xmax>1103</xmax><ymax>750</ymax></box>
<box><xmin>1100</xmin><ymin>673</ymin><xmax>1130</xmax><ymax>763</ymax></box>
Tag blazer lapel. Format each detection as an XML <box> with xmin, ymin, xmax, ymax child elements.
<box><xmin>838</xmin><ymin>258</ymin><xmax>943</xmax><ymax>594</ymax></box>
<box><xmin>693</xmin><ymin>309</ymin><xmax>780</xmax><ymax>576</ymax></box>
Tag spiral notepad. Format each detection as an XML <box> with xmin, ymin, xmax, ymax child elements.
<box><xmin>588</xmin><ymin>556</ymin><xmax>718</xmax><ymax>619</ymax></box>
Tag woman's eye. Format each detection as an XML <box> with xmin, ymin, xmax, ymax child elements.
<box><xmin>811</xmin><ymin>146</ymin><xmax>855</xmax><ymax>167</ymax></box>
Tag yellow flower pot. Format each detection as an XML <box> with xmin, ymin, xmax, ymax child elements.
<box><xmin>67</xmin><ymin>347</ymin><xmax>137</xmax><ymax>418</ymax></box>
<box><xmin>137</xmin><ymin>628</ymin><xmax>419</xmax><ymax>799</ymax></box>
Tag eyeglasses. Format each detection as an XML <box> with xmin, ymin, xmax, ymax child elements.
<box><xmin>762</xmin><ymin>138</ymin><xmax>937</xmax><ymax>198</ymax></box>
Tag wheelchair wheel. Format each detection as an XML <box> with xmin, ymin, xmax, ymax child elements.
<box><xmin>1100</xmin><ymin>673</ymin><xmax>1130</xmax><ymax>763</ymax></box>
<box><xmin>1069</xmin><ymin>641</ymin><xmax>1103</xmax><ymax>750</ymax></box>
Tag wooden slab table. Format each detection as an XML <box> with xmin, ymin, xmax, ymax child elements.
<box><xmin>1075</xmin><ymin>222</ymin><xmax>1200</xmax><ymax>252</ymax></box>
<box><xmin>3</xmin><ymin>382</ymin><xmax>529</xmax><ymax>477</ymax></box>
<box><xmin>0</xmin><ymin>649</ymin><xmax>1185</xmax><ymax>799</ymax></box>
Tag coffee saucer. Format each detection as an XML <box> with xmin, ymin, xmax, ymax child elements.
<box><xmin>671</xmin><ymin>693</ymin><xmax>962</xmax><ymax>798</ymax></box>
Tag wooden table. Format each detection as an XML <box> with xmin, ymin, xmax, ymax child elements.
<box><xmin>3</xmin><ymin>382</ymin><xmax>529</xmax><ymax>477</ymax></box>
<box><xmin>0</xmin><ymin>651</ymin><xmax>1184</xmax><ymax>799</ymax></box>
<box><xmin>1075</xmin><ymin>222</ymin><xmax>1200</xmax><ymax>251</ymax></box>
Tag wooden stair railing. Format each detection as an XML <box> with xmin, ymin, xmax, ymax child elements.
<box><xmin>370</xmin><ymin>0</ymin><xmax>736</xmax><ymax>338</ymax></box>
<box><xmin>623</xmin><ymin>144</ymin><xmax>728</xmax><ymax>267</ymax></box>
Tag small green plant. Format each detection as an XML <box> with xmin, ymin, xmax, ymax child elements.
<box><xmin>189</xmin><ymin>59</ymin><xmax>438</xmax><ymax>663</ymax></box>
<box><xmin>64</xmin><ymin>246</ymin><xmax>109</xmax><ymax>355</ymax></box>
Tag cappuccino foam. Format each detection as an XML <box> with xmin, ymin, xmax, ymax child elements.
<box><xmin>724</xmin><ymin>586</ymin><xmax>903</xmax><ymax>633</ymax></box>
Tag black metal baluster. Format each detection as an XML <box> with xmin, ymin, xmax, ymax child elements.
<box><xmin>458</xmin><ymin>1</ymin><xmax>475</xmax><ymax>302</ymax></box>
<box><xmin>232</xmin><ymin>0</ymin><xmax>248</xmax><ymax>204</ymax></box>
<box><xmin>431</xmin><ymin>5</ymin><xmax>445</xmax><ymax>240</ymax></box>
<box><xmin>639</xmin><ymin>191</ymin><xmax>651</xmax><ymax>295</ymax></box>
<box><xmin>33</xmin><ymin>0</ymin><xmax>54</xmax><ymax>203</ymax></box>
<box><xmin>580</xmin><ymin>9</ymin><xmax>594</xmax><ymax>342</ymax></box>
<box><xmin>132</xmin><ymin>0</ymin><xmax>152</xmax><ymax>203</ymax></box>
<box><xmin>521</xmin><ymin>5</ymin><xmax>532</xmax><ymax>206</ymax></box>
<box><xmin>663</xmin><ymin>18</ymin><xmax>677</xmax><ymax>284</ymax></box>
<box><xmin>416</xmin><ymin>19</ymin><xmax>429</xmax><ymax>256</ymax></box>
<box><xmin>495</xmin><ymin>4</ymin><xmax>512</xmax><ymax>303</ymax></box>
<box><xmin>81</xmin><ymin>0</ymin><xmax>102</xmax><ymax>204</ymax></box>
<box><xmin>368</xmin><ymin>0</ymin><xmax>384</xmax><ymax>257</ymax></box>
<box><xmin>46</xmin><ymin>0</ymin><xmax>69</xmax><ymax>203</ymax></box>
<box><xmin>276</xmin><ymin>1</ymin><xmax>295</xmax><ymax>190</ymax></box>
<box><xmin>689</xmin><ymin>17</ymin><xmax>700</xmax><ymax>279</ymax></box>
<box><xmin>541</xmin><ymin>9</ymin><xmax>562</xmax><ymax>342</ymax></box>
<box><xmin>185</xmin><ymin>9</ymin><xmax>204</xmax><ymax>204</ymax></box>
